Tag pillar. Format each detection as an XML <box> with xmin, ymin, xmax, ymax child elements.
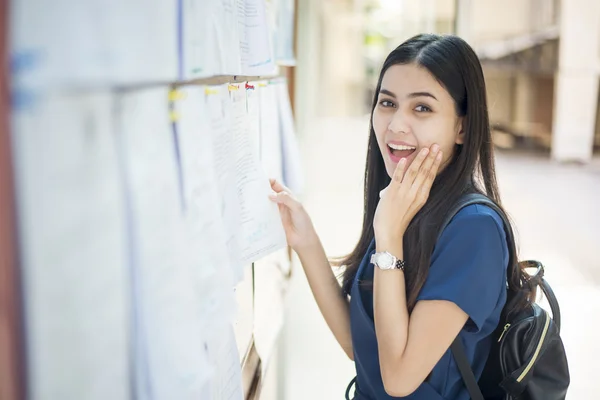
<box><xmin>551</xmin><ymin>0</ymin><xmax>600</xmax><ymax>162</ymax></box>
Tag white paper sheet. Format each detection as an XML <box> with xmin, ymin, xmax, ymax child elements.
<box><xmin>211</xmin><ymin>1</ymin><xmax>242</xmax><ymax>75</ymax></box>
<box><xmin>232</xmin><ymin>264</ymin><xmax>255</xmax><ymax>362</ymax></box>
<box><xmin>239</xmin><ymin>0</ymin><xmax>276</xmax><ymax>76</ymax></box>
<box><xmin>205</xmin><ymin>325</ymin><xmax>244</xmax><ymax>400</ymax></box>
<box><xmin>246</xmin><ymin>84</ymin><xmax>262</xmax><ymax>157</ymax></box>
<box><xmin>11</xmin><ymin>92</ymin><xmax>129</xmax><ymax>400</ymax></box>
<box><xmin>230</xmin><ymin>86</ymin><xmax>287</xmax><ymax>264</ymax></box>
<box><xmin>10</xmin><ymin>0</ymin><xmax>178</xmax><ymax>90</ymax></box>
<box><xmin>273</xmin><ymin>0</ymin><xmax>296</xmax><ymax>64</ymax></box>
<box><xmin>206</xmin><ymin>85</ymin><xmax>245</xmax><ymax>280</ymax></box>
<box><xmin>118</xmin><ymin>87</ymin><xmax>212</xmax><ymax>400</ymax></box>
<box><xmin>182</xmin><ymin>0</ymin><xmax>218</xmax><ymax>79</ymax></box>
<box><xmin>253</xmin><ymin>250</ymin><xmax>289</xmax><ymax>378</ymax></box>
<box><xmin>257</xmin><ymin>82</ymin><xmax>283</xmax><ymax>182</ymax></box>
<box><xmin>276</xmin><ymin>81</ymin><xmax>304</xmax><ymax>196</ymax></box>
<box><xmin>174</xmin><ymin>85</ymin><xmax>238</xmax><ymax>329</ymax></box>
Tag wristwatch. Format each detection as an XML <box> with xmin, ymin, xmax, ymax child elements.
<box><xmin>370</xmin><ymin>251</ymin><xmax>406</xmax><ymax>271</ymax></box>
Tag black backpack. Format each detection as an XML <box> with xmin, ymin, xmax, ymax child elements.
<box><xmin>444</xmin><ymin>193</ymin><xmax>570</xmax><ymax>400</ymax></box>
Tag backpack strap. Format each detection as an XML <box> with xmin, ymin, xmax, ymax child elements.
<box><xmin>438</xmin><ymin>193</ymin><xmax>512</xmax><ymax>243</ymax></box>
<box><xmin>540</xmin><ymin>277</ymin><xmax>560</xmax><ymax>332</ymax></box>
<box><xmin>440</xmin><ymin>193</ymin><xmax>505</xmax><ymax>400</ymax></box>
<box><xmin>345</xmin><ymin>376</ymin><xmax>356</xmax><ymax>400</ymax></box>
<box><xmin>520</xmin><ymin>260</ymin><xmax>561</xmax><ymax>333</ymax></box>
<box><xmin>451</xmin><ymin>338</ymin><xmax>484</xmax><ymax>400</ymax></box>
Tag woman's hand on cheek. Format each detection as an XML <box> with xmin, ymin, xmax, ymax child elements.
<box><xmin>373</xmin><ymin>144</ymin><xmax>443</xmax><ymax>248</ymax></box>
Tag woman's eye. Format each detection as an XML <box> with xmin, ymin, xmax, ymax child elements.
<box><xmin>379</xmin><ymin>100</ymin><xmax>395</xmax><ymax>108</ymax></box>
<box><xmin>415</xmin><ymin>105</ymin><xmax>432</xmax><ymax>112</ymax></box>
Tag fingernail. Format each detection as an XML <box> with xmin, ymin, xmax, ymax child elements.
<box><xmin>436</xmin><ymin>152</ymin><xmax>443</xmax><ymax>160</ymax></box>
<box><xmin>400</xmin><ymin>158</ymin><xmax>406</xmax><ymax>165</ymax></box>
<box><xmin>421</xmin><ymin>148</ymin><xmax>429</xmax><ymax>156</ymax></box>
<box><xmin>432</xmin><ymin>144</ymin><xmax>440</xmax><ymax>153</ymax></box>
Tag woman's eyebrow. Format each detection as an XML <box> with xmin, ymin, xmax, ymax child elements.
<box><xmin>379</xmin><ymin>88</ymin><xmax>439</xmax><ymax>101</ymax></box>
<box><xmin>379</xmin><ymin>89</ymin><xmax>397</xmax><ymax>98</ymax></box>
<box><xmin>408</xmin><ymin>91</ymin><xmax>438</xmax><ymax>101</ymax></box>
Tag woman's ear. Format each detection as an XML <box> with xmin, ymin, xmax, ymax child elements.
<box><xmin>455</xmin><ymin>117</ymin><xmax>465</xmax><ymax>145</ymax></box>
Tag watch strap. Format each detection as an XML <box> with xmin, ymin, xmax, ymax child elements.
<box><xmin>394</xmin><ymin>258</ymin><xmax>406</xmax><ymax>271</ymax></box>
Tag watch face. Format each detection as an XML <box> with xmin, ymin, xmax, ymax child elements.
<box><xmin>376</xmin><ymin>252</ymin><xmax>394</xmax><ymax>269</ymax></box>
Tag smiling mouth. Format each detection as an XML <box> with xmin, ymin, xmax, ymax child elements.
<box><xmin>387</xmin><ymin>144</ymin><xmax>417</xmax><ymax>160</ymax></box>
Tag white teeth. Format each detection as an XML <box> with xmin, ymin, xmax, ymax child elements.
<box><xmin>388</xmin><ymin>144</ymin><xmax>416</xmax><ymax>151</ymax></box>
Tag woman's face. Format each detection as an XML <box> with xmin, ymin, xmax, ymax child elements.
<box><xmin>372</xmin><ymin>63</ymin><xmax>464</xmax><ymax>179</ymax></box>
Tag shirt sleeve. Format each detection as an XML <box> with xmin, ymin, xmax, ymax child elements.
<box><xmin>416</xmin><ymin>205</ymin><xmax>508</xmax><ymax>332</ymax></box>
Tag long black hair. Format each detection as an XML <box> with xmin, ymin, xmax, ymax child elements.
<box><xmin>338</xmin><ymin>34</ymin><xmax>533</xmax><ymax>315</ymax></box>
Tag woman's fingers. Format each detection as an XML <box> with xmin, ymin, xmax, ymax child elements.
<box><xmin>412</xmin><ymin>145</ymin><xmax>440</xmax><ymax>188</ymax></box>
<box><xmin>269</xmin><ymin>178</ymin><xmax>299</xmax><ymax>210</ymax></box>
<box><xmin>268</xmin><ymin>190</ymin><xmax>301</xmax><ymax>211</ymax></box>
<box><xmin>428</xmin><ymin>152</ymin><xmax>443</xmax><ymax>185</ymax></box>
<box><xmin>391</xmin><ymin>157</ymin><xmax>408</xmax><ymax>185</ymax></box>
<box><xmin>397</xmin><ymin>147</ymin><xmax>430</xmax><ymax>187</ymax></box>
<box><xmin>270</xmin><ymin>178</ymin><xmax>293</xmax><ymax>195</ymax></box>
<box><xmin>269</xmin><ymin>178</ymin><xmax>284</xmax><ymax>192</ymax></box>
<box><xmin>412</xmin><ymin>146</ymin><xmax>442</xmax><ymax>203</ymax></box>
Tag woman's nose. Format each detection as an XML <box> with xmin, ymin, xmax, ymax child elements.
<box><xmin>388</xmin><ymin>110</ymin><xmax>410</xmax><ymax>134</ymax></box>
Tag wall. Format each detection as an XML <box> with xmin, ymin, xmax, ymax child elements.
<box><xmin>485</xmin><ymin>70</ymin><xmax>514</xmax><ymax>128</ymax></box>
<box><xmin>552</xmin><ymin>0</ymin><xmax>600</xmax><ymax>161</ymax></box>
<box><xmin>458</xmin><ymin>0</ymin><xmax>558</xmax><ymax>47</ymax></box>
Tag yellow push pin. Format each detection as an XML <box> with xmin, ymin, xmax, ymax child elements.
<box><xmin>168</xmin><ymin>89</ymin><xmax>185</xmax><ymax>101</ymax></box>
<box><xmin>169</xmin><ymin>110</ymin><xmax>180</xmax><ymax>122</ymax></box>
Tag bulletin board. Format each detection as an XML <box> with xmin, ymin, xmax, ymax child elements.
<box><xmin>1</xmin><ymin>0</ymin><xmax>298</xmax><ymax>399</ymax></box>
<box><xmin>1</xmin><ymin>1</ymin><xmax>26</xmax><ymax>399</ymax></box>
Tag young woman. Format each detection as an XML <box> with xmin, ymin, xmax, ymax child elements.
<box><xmin>269</xmin><ymin>34</ymin><xmax>531</xmax><ymax>400</ymax></box>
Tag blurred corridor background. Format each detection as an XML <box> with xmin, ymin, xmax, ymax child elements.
<box><xmin>277</xmin><ymin>0</ymin><xmax>600</xmax><ymax>399</ymax></box>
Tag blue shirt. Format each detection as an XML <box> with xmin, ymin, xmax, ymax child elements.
<box><xmin>349</xmin><ymin>204</ymin><xmax>509</xmax><ymax>400</ymax></box>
